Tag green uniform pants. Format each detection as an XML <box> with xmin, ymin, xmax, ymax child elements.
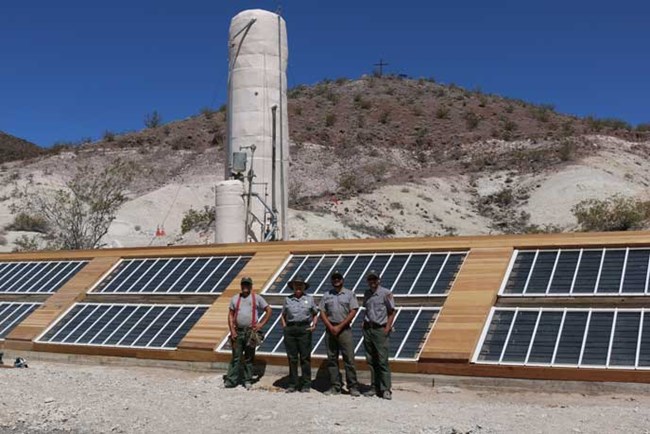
<box><xmin>224</xmin><ymin>328</ymin><xmax>255</xmax><ymax>386</ymax></box>
<box><xmin>283</xmin><ymin>323</ymin><xmax>313</xmax><ymax>389</ymax></box>
<box><xmin>363</xmin><ymin>326</ymin><xmax>392</xmax><ymax>393</ymax></box>
<box><xmin>326</xmin><ymin>327</ymin><xmax>358</xmax><ymax>391</ymax></box>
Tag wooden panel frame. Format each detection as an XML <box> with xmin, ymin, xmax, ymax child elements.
<box><xmin>3</xmin><ymin>231</ymin><xmax>650</xmax><ymax>383</ymax></box>
<box><xmin>420</xmin><ymin>247</ymin><xmax>513</xmax><ymax>361</ymax></box>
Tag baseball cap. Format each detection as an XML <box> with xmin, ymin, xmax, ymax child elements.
<box><xmin>331</xmin><ymin>270</ymin><xmax>344</xmax><ymax>279</ymax></box>
<box><xmin>240</xmin><ymin>276</ymin><xmax>253</xmax><ymax>286</ymax></box>
<box><xmin>366</xmin><ymin>270</ymin><xmax>380</xmax><ymax>279</ymax></box>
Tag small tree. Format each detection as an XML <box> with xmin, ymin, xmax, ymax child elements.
<box><xmin>12</xmin><ymin>159</ymin><xmax>135</xmax><ymax>250</ymax></box>
<box><xmin>181</xmin><ymin>206</ymin><xmax>215</xmax><ymax>234</ymax></box>
<box><xmin>144</xmin><ymin>110</ymin><xmax>162</xmax><ymax>128</ymax></box>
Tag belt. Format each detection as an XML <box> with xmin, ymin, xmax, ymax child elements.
<box><xmin>287</xmin><ymin>321</ymin><xmax>310</xmax><ymax>326</ymax></box>
<box><xmin>365</xmin><ymin>322</ymin><xmax>387</xmax><ymax>329</ymax></box>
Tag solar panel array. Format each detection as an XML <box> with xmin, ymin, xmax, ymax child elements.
<box><xmin>217</xmin><ymin>306</ymin><xmax>439</xmax><ymax>361</ymax></box>
<box><xmin>37</xmin><ymin>303</ymin><xmax>208</xmax><ymax>349</ymax></box>
<box><xmin>0</xmin><ymin>302</ymin><xmax>40</xmax><ymax>339</ymax></box>
<box><xmin>502</xmin><ymin>248</ymin><xmax>650</xmax><ymax>296</ymax></box>
<box><xmin>0</xmin><ymin>260</ymin><xmax>88</xmax><ymax>293</ymax></box>
<box><xmin>92</xmin><ymin>256</ymin><xmax>252</xmax><ymax>294</ymax></box>
<box><xmin>474</xmin><ymin>307</ymin><xmax>650</xmax><ymax>369</ymax></box>
<box><xmin>264</xmin><ymin>252</ymin><xmax>466</xmax><ymax>296</ymax></box>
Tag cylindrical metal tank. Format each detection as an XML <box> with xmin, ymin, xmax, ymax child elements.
<box><xmin>215</xmin><ymin>180</ymin><xmax>246</xmax><ymax>244</ymax></box>
<box><xmin>227</xmin><ymin>9</ymin><xmax>289</xmax><ymax>241</ymax></box>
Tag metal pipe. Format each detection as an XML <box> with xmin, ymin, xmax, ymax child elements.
<box><xmin>243</xmin><ymin>144</ymin><xmax>256</xmax><ymax>241</ymax></box>
<box><xmin>271</xmin><ymin>105</ymin><xmax>278</xmax><ymax>239</ymax></box>
<box><xmin>277</xmin><ymin>12</ymin><xmax>286</xmax><ymax>240</ymax></box>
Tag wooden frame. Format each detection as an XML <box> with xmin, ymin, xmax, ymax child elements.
<box><xmin>2</xmin><ymin>230</ymin><xmax>650</xmax><ymax>383</ymax></box>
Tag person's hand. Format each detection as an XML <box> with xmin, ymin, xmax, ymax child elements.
<box><xmin>383</xmin><ymin>326</ymin><xmax>391</xmax><ymax>336</ymax></box>
<box><xmin>332</xmin><ymin>324</ymin><xmax>342</xmax><ymax>336</ymax></box>
<box><xmin>309</xmin><ymin>324</ymin><xmax>316</xmax><ymax>332</ymax></box>
<box><xmin>230</xmin><ymin>330</ymin><xmax>238</xmax><ymax>341</ymax></box>
<box><xmin>252</xmin><ymin>323</ymin><xmax>263</xmax><ymax>332</ymax></box>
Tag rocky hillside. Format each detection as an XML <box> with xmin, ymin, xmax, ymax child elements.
<box><xmin>0</xmin><ymin>131</ymin><xmax>42</xmax><ymax>163</ymax></box>
<box><xmin>1</xmin><ymin>76</ymin><xmax>649</xmax><ymax>251</ymax></box>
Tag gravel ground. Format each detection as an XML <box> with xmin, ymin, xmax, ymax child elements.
<box><xmin>2</xmin><ymin>362</ymin><xmax>650</xmax><ymax>433</ymax></box>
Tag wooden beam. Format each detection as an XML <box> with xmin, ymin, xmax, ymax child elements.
<box><xmin>177</xmin><ymin>250</ymin><xmax>290</xmax><ymax>352</ymax></box>
<box><xmin>420</xmin><ymin>247</ymin><xmax>513</xmax><ymax>362</ymax></box>
<box><xmin>3</xmin><ymin>256</ymin><xmax>121</xmax><ymax>348</ymax></box>
<box><xmin>2</xmin><ymin>230</ymin><xmax>650</xmax><ymax>261</ymax></box>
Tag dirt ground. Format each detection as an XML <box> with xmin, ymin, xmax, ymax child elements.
<box><xmin>2</xmin><ymin>361</ymin><xmax>650</xmax><ymax>433</ymax></box>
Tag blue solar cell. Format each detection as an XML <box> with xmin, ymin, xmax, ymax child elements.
<box><xmin>503</xmin><ymin>252</ymin><xmax>536</xmax><ymax>294</ymax></box>
<box><xmin>392</xmin><ymin>254</ymin><xmax>427</xmax><ymax>294</ymax></box>
<box><xmin>0</xmin><ymin>303</ymin><xmax>40</xmax><ymax>339</ymax></box>
<box><xmin>0</xmin><ymin>261</ymin><xmax>86</xmax><ymax>294</ymax></box>
<box><xmin>40</xmin><ymin>304</ymin><xmax>207</xmax><ymax>350</ymax></box>
<box><xmin>622</xmin><ymin>250</ymin><xmax>650</xmax><ymax>293</ymax></box>
<box><xmin>410</xmin><ymin>255</ymin><xmax>445</xmax><ymax>294</ymax></box>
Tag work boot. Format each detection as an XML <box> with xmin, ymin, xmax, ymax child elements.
<box><xmin>323</xmin><ymin>387</ymin><xmax>340</xmax><ymax>396</ymax></box>
<box><xmin>299</xmin><ymin>387</ymin><xmax>311</xmax><ymax>393</ymax></box>
<box><xmin>243</xmin><ymin>382</ymin><xmax>252</xmax><ymax>390</ymax></box>
<box><xmin>286</xmin><ymin>387</ymin><xmax>297</xmax><ymax>393</ymax></box>
<box><xmin>382</xmin><ymin>390</ymin><xmax>392</xmax><ymax>400</ymax></box>
<box><xmin>349</xmin><ymin>388</ymin><xmax>360</xmax><ymax>397</ymax></box>
<box><xmin>363</xmin><ymin>389</ymin><xmax>377</xmax><ymax>398</ymax></box>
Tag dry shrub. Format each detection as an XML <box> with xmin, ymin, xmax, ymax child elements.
<box><xmin>572</xmin><ymin>195</ymin><xmax>650</xmax><ymax>231</ymax></box>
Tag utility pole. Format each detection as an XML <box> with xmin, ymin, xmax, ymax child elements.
<box><xmin>374</xmin><ymin>59</ymin><xmax>389</xmax><ymax>77</ymax></box>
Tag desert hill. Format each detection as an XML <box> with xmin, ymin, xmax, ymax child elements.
<box><xmin>1</xmin><ymin>76</ymin><xmax>649</xmax><ymax>251</ymax></box>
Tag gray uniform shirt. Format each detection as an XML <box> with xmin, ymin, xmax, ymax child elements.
<box><xmin>282</xmin><ymin>294</ymin><xmax>319</xmax><ymax>323</ymax></box>
<box><xmin>363</xmin><ymin>286</ymin><xmax>396</xmax><ymax>325</ymax></box>
<box><xmin>229</xmin><ymin>293</ymin><xmax>269</xmax><ymax>328</ymax></box>
<box><xmin>319</xmin><ymin>287</ymin><xmax>359</xmax><ymax>324</ymax></box>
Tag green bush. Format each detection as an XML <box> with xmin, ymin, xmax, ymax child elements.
<box><xmin>6</xmin><ymin>212</ymin><xmax>49</xmax><ymax>233</ymax></box>
<box><xmin>586</xmin><ymin>116</ymin><xmax>631</xmax><ymax>132</ymax></box>
<box><xmin>103</xmin><ymin>130</ymin><xmax>116</xmax><ymax>142</ymax></box>
<box><xmin>12</xmin><ymin>234</ymin><xmax>40</xmax><ymax>252</ymax></box>
<box><xmin>181</xmin><ymin>206</ymin><xmax>215</xmax><ymax>234</ymax></box>
<box><xmin>435</xmin><ymin>107</ymin><xmax>450</xmax><ymax>119</ymax></box>
<box><xmin>325</xmin><ymin>113</ymin><xmax>337</xmax><ymax>127</ymax></box>
<box><xmin>464</xmin><ymin>111</ymin><xmax>480</xmax><ymax>130</ymax></box>
<box><xmin>144</xmin><ymin>110</ymin><xmax>162</xmax><ymax>128</ymax></box>
<box><xmin>572</xmin><ymin>196</ymin><xmax>650</xmax><ymax>231</ymax></box>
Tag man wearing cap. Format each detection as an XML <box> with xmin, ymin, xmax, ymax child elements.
<box><xmin>281</xmin><ymin>275</ymin><xmax>319</xmax><ymax>393</ymax></box>
<box><xmin>362</xmin><ymin>270</ymin><xmax>396</xmax><ymax>400</ymax></box>
<box><xmin>319</xmin><ymin>270</ymin><xmax>360</xmax><ymax>396</ymax></box>
<box><xmin>224</xmin><ymin>276</ymin><xmax>272</xmax><ymax>389</ymax></box>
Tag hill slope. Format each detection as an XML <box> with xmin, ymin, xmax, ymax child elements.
<box><xmin>1</xmin><ymin>76</ymin><xmax>649</xmax><ymax>251</ymax></box>
<box><xmin>0</xmin><ymin>131</ymin><xmax>42</xmax><ymax>163</ymax></box>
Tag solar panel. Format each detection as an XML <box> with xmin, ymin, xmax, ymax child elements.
<box><xmin>217</xmin><ymin>306</ymin><xmax>440</xmax><ymax>361</ymax></box>
<box><xmin>474</xmin><ymin>307</ymin><xmax>650</xmax><ymax>369</ymax></box>
<box><xmin>37</xmin><ymin>303</ymin><xmax>208</xmax><ymax>349</ymax></box>
<box><xmin>0</xmin><ymin>302</ymin><xmax>40</xmax><ymax>339</ymax></box>
<box><xmin>501</xmin><ymin>248</ymin><xmax>650</xmax><ymax>296</ymax></box>
<box><xmin>91</xmin><ymin>256</ymin><xmax>252</xmax><ymax>294</ymax></box>
<box><xmin>0</xmin><ymin>260</ymin><xmax>88</xmax><ymax>293</ymax></box>
<box><xmin>263</xmin><ymin>252</ymin><xmax>466</xmax><ymax>296</ymax></box>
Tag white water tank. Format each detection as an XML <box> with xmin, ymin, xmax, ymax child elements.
<box><xmin>215</xmin><ymin>180</ymin><xmax>246</xmax><ymax>244</ymax></box>
<box><xmin>227</xmin><ymin>9</ymin><xmax>289</xmax><ymax>241</ymax></box>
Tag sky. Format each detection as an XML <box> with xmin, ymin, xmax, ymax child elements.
<box><xmin>1</xmin><ymin>0</ymin><xmax>649</xmax><ymax>147</ymax></box>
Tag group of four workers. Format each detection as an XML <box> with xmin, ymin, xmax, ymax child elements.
<box><xmin>224</xmin><ymin>269</ymin><xmax>396</xmax><ymax>400</ymax></box>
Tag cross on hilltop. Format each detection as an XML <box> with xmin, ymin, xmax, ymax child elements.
<box><xmin>374</xmin><ymin>59</ymin><xmax>389</xmax><ymax>77</ymax></box>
